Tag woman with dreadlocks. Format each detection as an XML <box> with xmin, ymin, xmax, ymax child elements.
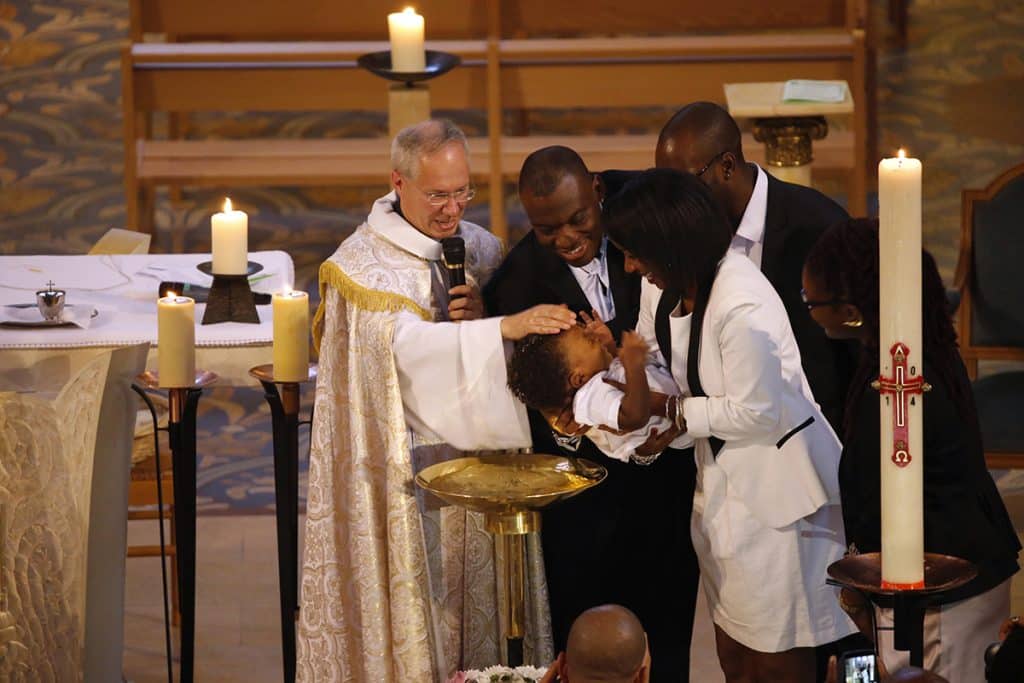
<box><xmin>802</xmin><ymin>217</ymin><xmax>1021</xmax><ymax>682</ymax></box>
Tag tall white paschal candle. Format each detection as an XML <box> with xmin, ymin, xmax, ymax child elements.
<box><xmin>158</xmin><ymin>294</ymin><xmax>196</xmax><ymax>388</ymax></box>
<box><xmin>273</xmin><ymin>288</ymin><xmax>310</xmax><ymax>382</ymax></box>
<box><xmin>211</xmin><ymin>197</ymin><xmax>248</xmax><ymax>275</ymax></box>
<box><xmin>388</xmin><ymin>7</ymin><xmax>426</xmax><ymax>72</ymax></box>
<box><xmin>877</xmin><ymin>149</ymin><xmax>925</xmax><ymax>589</ymax></box>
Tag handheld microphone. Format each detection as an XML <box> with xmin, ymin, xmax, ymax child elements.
<box><xmin>441</xmin><ymin>237</ymin><xmax>466</xmax><ymax>295</ymax></box>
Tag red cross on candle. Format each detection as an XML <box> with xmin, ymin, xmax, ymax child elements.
<box><xmin>872</xmin><ymin>343</ymin><xmax>930</xmax><ymax>468</ymax></box>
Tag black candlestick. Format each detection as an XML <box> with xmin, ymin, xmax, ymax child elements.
<box><xmin>136</xmin><ymin>369</ymin><xmax>218</xmax><ymax>683</ymax></box>
<box><xmin>827</xmin><ymin>552</ymin><xmax>977</xmax><ymax>667</ymax></box>
<box><xmin>250</xmin><ymin>363</ymin><xmax>317</xmax><ymax>683</ymax></box>
<box><xmin>356</xmin><ymin>49</ymin><xmax>460</xmax><ymax>85</ymax></box>
<box><xmin>196</xmin><ymin>261</ymin><xmax>262</xmax><ymax>325</ymax></box>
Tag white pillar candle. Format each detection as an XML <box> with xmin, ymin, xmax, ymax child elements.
<box><xmin>877</xmin><ymin>149</ymin><xmax>925</xmax><ymax>589</ymax></box>
<box><xmin>388</xmin><ymin>7</ymin><xmax>425</xmax><ymax>72</ymax></box>
<box><xmin>158</xmin><ymin>293</ymin><xmax>196</xmax><ymax>388</ymax></box>
<box><xmin>273</xmin><ymin>288</ymin><xmax>310</xmax><ymax>382</ymax></box>
<box><xmin>211</xmin><ymin>197</ymin><xmax>248</xmax><ymax>275</ymax></box>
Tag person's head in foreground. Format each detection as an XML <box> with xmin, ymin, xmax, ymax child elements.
<box><xmin>507</xmin><ymin>325</ymin><xmax>613</xmax><ymax>415</ymax></box>
<box><xmin>390</xmin><ymin>119</ymin><xmax>474</xmax><ymax>240</ymax></box>
<box><xmin>550</xmin><ymin>604</ymin><xmax>650</xmax><ymax>683</ymax></box>
<box><xmin>888</xmin><ymin>667</ymin><xmax>949</xmax><ymax>683</ymax></box>
<box><xmin>987</xmin><ymin>615</ymin><xmax>1024</xmax><ymax>682</ymax></box>
<box><xmin>518</xmin><ymin>145</ymin><xmax>606</xmax><ymax>268</ymax></box>
<box><xmin>603</xmin><ymin>168</ymin><xmax>733</xmax><ymax>297</ymax></box>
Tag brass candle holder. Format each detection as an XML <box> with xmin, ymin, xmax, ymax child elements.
<box><xmin>249</xmin><ymin>362</ymin><xmax>318</xmax><ymax>683</ymax></box>
<box><xmin>135</xmin><ymin>369</ymin><xmax>218</xmax><ymax>683</ymax></box>
<box><xmin>416</xmin><ymin>453</ymin><xmax>606</xmax><ymax>666</ymax></box>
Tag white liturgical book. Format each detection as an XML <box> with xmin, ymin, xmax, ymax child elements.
<box><xmin>782</xmin><ymin>79</ymin><xmax>849</xmax><ymax>103</ymax></box>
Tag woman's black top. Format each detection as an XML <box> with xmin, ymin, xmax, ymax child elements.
<box><xmin>840</xmin><ymin>352</ymin><xmax>1020</xmax><ymax>604</ymax></box>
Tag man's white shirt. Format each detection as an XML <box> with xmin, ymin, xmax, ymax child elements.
<box><xmin>730</xmin><ymin>164</ymin><xmax>769</xmax><ymax>268</ymax></box>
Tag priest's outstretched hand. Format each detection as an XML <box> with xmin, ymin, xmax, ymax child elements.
<box><xmin>500</xmin><ymin>303</ymin><xmax>576</xmax><ymax>340</ymax></box>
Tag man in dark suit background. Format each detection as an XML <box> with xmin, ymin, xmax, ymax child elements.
<box><xmin>484</xmin><ymin>146</ymin><xmax>699</xmax><ymax>682</ymax></box>
<box><xmin>655</xmin><ymin>101</ymin><xmax>855</xmax><ymax>433</ymax></box>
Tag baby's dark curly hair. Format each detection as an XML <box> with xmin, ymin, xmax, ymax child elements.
<box><xmin>507</xmin><ymin>333</ymin><xmax>572</xmax><ymax>413</ymax></box>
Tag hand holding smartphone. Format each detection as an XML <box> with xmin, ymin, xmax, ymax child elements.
<box><xmin>839</xmin><ymin>649</ymin><xmax>878</xmax><ymax>683</ymax></box>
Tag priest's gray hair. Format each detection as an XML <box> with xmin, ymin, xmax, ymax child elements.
<box><xmin>390</xmin><ymin>119</ymin><xmax>470</xmax><ymax>179</ymax></box>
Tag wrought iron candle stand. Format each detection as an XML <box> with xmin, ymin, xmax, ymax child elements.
<box><xmin>135</xmin><ymin>369</ymin><xmax>218</xmax><ymax>683</ymax></box>
<box><xmin>197</xmin><ymin>261</ymin><xmax>262</xmax><ymax>325</ymax></box>
<box><xmin>417</xmin><ymin>453</ymin><xmax>605</xmax><ymax>667</ymax></box>
<box><xmin>249</xmin><ymin>363</ymin><xmax>318</xmax><ymax>683</ymax></box>
<box><xmin>827</xmin><ymin>552</ymin><xmax>977</xmax><ymax>667</ymax></box>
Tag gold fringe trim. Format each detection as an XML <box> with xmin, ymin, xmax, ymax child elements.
<box><xmin>313</xmin><ymin>260</ymin><xmax>431</xmax><ymax>353</ymax></box>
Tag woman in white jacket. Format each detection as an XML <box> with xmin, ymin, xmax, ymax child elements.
<box><xmin>603</xmin><ymin>169</ymin><xmax>855</xmax><ymax>683</ymax></box>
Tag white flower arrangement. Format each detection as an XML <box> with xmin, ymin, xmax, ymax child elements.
<box><xmin>449</xmin><ymin>665</ymin><xmax>548</xmax><ymax>683</ymax></box>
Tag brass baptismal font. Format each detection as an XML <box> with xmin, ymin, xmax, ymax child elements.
<box><xmin>416</xmin><ymin>453</ymin><xmax>606</xmax><ymax>667</ymax></box>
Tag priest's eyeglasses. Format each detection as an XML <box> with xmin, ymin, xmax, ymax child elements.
<box><xmin>695</xmin><ymin>150</ymin><xmax>728</xmax><ymax>177</ymax></box>
<box><xmin>800</xmin><ymin>288</ymin><xmax>846</xmax><ymax>310</ymax></box>
<box><xmin>420</xmin><ymin>185</ymin><xmax>477</xmax><ymax>206</ymax></box>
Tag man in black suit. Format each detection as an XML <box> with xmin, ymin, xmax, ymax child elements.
<box><xmin>484</xmin><ymin>146</ymin><xmax>698</xmax><ymax>682</ymax></box>
<box><xmin>654</xmin><ymin>101</ymin><xmax>855</xmax><ymax>433</ymax></box>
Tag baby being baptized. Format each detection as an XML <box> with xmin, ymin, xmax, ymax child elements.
<box><xmin>507</xmin><ymin>314</ymin><xmax>689</xmax><ymax>464</ymax></box>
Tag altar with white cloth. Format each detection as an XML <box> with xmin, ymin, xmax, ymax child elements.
<box><xmin>0</xmin><ymin>250</ymin><xmax>295</xmax><ymax>389</ymax></box>
<box><xmin>0</xmin><ymin>250</ymin><xmax>294</xmax><ymax>682</ymax></box>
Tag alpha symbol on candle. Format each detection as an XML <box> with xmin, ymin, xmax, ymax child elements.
<box><xmin>872</xmin><ymin>343</ymin><xmax>929</xmax><ymax>468</ymax></box>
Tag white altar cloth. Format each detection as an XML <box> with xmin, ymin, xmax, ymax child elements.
<box><xmin>0</xmin><ymin>251</ymin><xmax>294</xmax><ymax>388</ymax></box>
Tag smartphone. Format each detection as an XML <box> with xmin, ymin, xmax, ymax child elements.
<box><xmin>839</xmin><ymin>649</ymin><xmax>879</xmax><ymax>683</ymax></box>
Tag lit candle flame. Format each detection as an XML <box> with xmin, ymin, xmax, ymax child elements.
<box><xmin>223</xmin><ymin>197</ymin><xmax>233</xmax><ymax>212</ymax></box>
<box><xmin>166</xmin><ymin>291</ymin><xmax>177</xmax><ymax>299</ymax></box>
<box><xmin>897</xmin><ymin>148</ymin><xmax>907</xmax><ymax>159</ymax></box>
<box><xmin>403</xmin><ymin>6</ymin><xmax>416</xmax><ymax>13</ymax></box>
<box><xmin>282</xmin><ymin>283</ymin><xmax>293</xmax><ymax>296</ymax></box>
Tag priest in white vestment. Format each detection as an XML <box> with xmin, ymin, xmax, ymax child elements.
<box><xmin>297</xmin><ymin>120</ymin><xmax>569</xmax><ymax>681</ymax></box>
